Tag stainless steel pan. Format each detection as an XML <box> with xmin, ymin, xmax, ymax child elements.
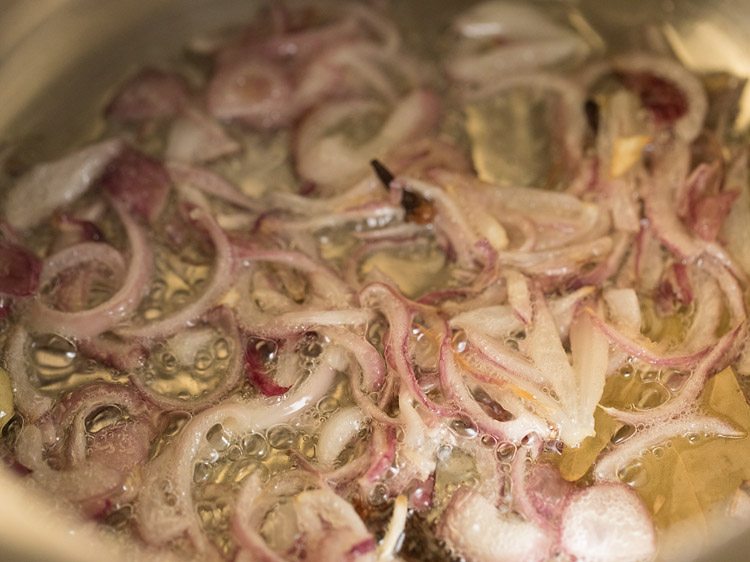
<box><xmin>0</xmin><ymin>1</ymin><xmax>748</xmax><ymax>561</ymax></box>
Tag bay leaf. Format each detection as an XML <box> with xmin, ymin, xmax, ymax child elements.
<box><xmin>627</xmin><ymin>368</ymin><xmax>750</xmax><ymax>556</ymax></box>
<box><xmin>558</xmin><ymin>407</ymin><xmax>618</xmax><ymax>481</ymax></box>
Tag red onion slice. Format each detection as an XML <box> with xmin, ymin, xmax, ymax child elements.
<box><xmin>295</xmin><ymin>89</ymin><xmax>440</xmax><ymax>191</ymax></box>
<box><xmin>117</xmin><ymin>205</ymin><xmax>233</xmax><ymax>341</ymax></box>
<box><xmin>37</xmin><ymin>242</ymin><xmax>125</xmax><ymax>289</ymax></box>
<box><xmin>105</xmin><ymin>68</ymin><xmax>190</xmax><ymax>121</ymax></box>
<box><xmin>391</xmin><ymin>176</ymin><xmax>484</xmax><ymax>270</ymax></box>
<box><xmin>135</xmin><ymin>346</ymin><xmax>340</xmax><ymax>551</ymax></box>
<box><xmin>292</xmin><ymin>489</ymin><xmax>376</xmax><ymax>561</ymax></box>
<box><xmin>594</xmin><ymin>413</ymin><xmax>742</xmax><ymax>482</ymax></box>
<box><xmin>560</xmin><ymin>483</ymin><xmax>656</xmax><ymax>562</ymax></box>
<box><xmin>165</xmin><ymin>109</ymin><xmax>240</xmax><ymax>164</ymax></box>
<box><xmin>52</xmin><ymin>380</ymin><xmax>153</xmax><ymax>467</ymax></box>
<box><xmin>15</xmin><ymin>424</ymin><xmax>125</xmax><ymax>507</ymax></box>
<box><xmin>378</xmin><ymin>494</ymin><xmax>407</xmax><ymax>559</ymax></box>
<box><xmin>612</xmin><ymin>53</ymin><xmax>707</xmax><ymax>142</ymax></box>
<box><xmin>586</xmin><ymin>308</ymin><xmax>711</xmax><ymax>367</ymax></box>
<box><xmin>25</xmin><ymin>199</ymin><xmax>152</xmax><ymax>339</ymax></box>
<box><xmin>100</xmin><ymin>147</ymin><xmax>171</xmax><ymax>223</ymax></box>
<box><xmin>4</xmin><ymin>327</ymin><xmax>53</xmax><ymax>421</ymax></box>
<box><xmin>602</xmin><ymin>325</ymin><xmax>742</xmax><ymax>426</ymax></box>
<box><xmin>130</xmin><ymin>306</ymin><xmax>244</xmax><ymax>412</ymax></box>
<box><xmin>315</xmin><ymin>406</ymin><xmax>367</xmax><ymax>468</ymax></box>
<box><xmin>438</xmin><ymin>335</ymin><xmax>548</xmax><ymax>444</ymax></box>
<box><xmin>360</xmin><ymin>283</ymin><xmax>455</xmax><ymax>417</ymax></box>
<box><xmin>0</xmin><ymin>240</ymin><xmax>42</xmax><ymax>297</ymax></box>
<box><xmin>234</xmin><ymin>248</ymin><xmax>353</xmax><ymax>304</ymax></box>
<box><xmin>436</xmin><ymin>487</ymin><xmax>552</xmax><ymax>562</ymax></box>
<box><xmin>3</xmin><ymin>139</ymin><xmax>123</xmax><ymax>231</ymax></box>
<box><xmin>167</xmin><ymin>162</ymin><xmax>264</xmax><ymax>213</ymax></box>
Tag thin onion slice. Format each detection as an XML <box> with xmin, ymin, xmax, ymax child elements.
<box><xmin>25</xmin><ymin>199</ymin><xmax>153</xmax><ymax>339</ymax></box>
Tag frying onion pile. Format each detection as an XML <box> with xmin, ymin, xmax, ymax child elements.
<box><xmin>1</xmin><ymin>1</ymin><xmax>749</xmax><ymax>561</ymax></box>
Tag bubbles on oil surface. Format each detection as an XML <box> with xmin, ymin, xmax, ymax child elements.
<box><xmin>495</xmin><ymin>442</ymin><xmax>517</xmax><ymax>463</ymax></box>
<box><xmin>206</xmin><ymin>424</ymin><xmax>231</xmax><ymax>452</ymax></box>
<box><xmin>610</xmin><ymin>424</ymin><xmax>636</xmax><ymax>445</ymax></box>
<box><xmin>142</xmin><ymin>324</ymin><xmax>234</xmax><ymax>400</ymax></box>
<box><xmin>618</xmin><ymin>459</ymin><xmax>649</xmax><ymax>487</ymax></box>
<box><xmin>85</xmin><ymin>405</ymin><xmax>125</xmax><ymax>433</ymax></box>
<box><xmin>636</xmin><ymin>382</ymin><xmax>669</xmax><ymax>410</ymax></box>
<box><xmin>242</xmin><ymin>433</ymin><xmax>268</xmax><ymax>458</ymax></box>
<box><xmin>317</xmin><ymin>395</ymin><xmax>339</xmax><ymax>414</ymax></box>
<box><xmin>267</xmin><ymin>425</ymin><xmax>296</xmax><ymax>449</ymax></box>
<box><xmin>213</xmin><ymin>338</ymin><xmax>230</xmax><ymax>360</ymax></box>
<box><xmin>449</xmin><ymin>416</ymin><xmax>478</xmax><ymax>439</ymax></box>
<box><xmin>104</xmin><ymin>505</ymin><xmax>133</xmax><ymax>530</ymax></box>
<box><xmin>29</xmin><ymin>334</ymin><xmax>78</xmax><ymax>384</ymax></box>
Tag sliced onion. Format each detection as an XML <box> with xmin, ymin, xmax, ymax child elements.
<box><xmin>292</xmin><ymin>489</ymin><xmax>376</xmax><ymax>561</ymax></box>
<box><xmin>359</xmin><ymin>283</ymin><xmax>454</xmax><ymax>417</ymax></box>
<box><xmin>611</xmin><ymin>53</ymin><xmax>707</xmax><ymax>142</ymax></box>
<box><xmin>560</xmin><ymin>484</ymin><xmax>655</xmax><ymax>562</ymax></box>
<box><xmin>594</xmin><ymin>413</ymin><xmax>742</xmax><ymax>482</ymax></box>
<box><xmin>296</xmin><ymin>89</ymin><xmax>441</xmax><ymax>191</ymax></box>
<box><xmin>100</xmin><ymin>147</ymin><xmax>171</xmax><ymax>223</ymax></box>
<box><xmin>438</xmin><ymin>335</ymin><xmax>547</xmax><ymax>444</ymax></box>
<box><xmin>602</xmin><ymin>325</ymin><xmax>742</xmax><ymax>426</ymax></box>
<box><xmin>130</xmin><ymin>306</ymin><xmax>244</xmax><ymax>412</ymax></box>
<box><xmin>504</xmin><ymin>269</ymin><xmax>532</xmax><ymax>323</ymax></box>
<box><xmin>15</xmin><ymin>424</ymin><xmax>125</xmax><ymax>506</ymax></box>
<box><xmin>105</xmin><ymin>68</ymin><xmax>190</xmax><ymax>121</ymax></box>
<box><xmin>377</xmin><ymin>494</ymin><xmax>407</xmax><ymax>560</ymax></box>
<box><xmin>3</xmin><ymin>139</ymin><xmax>123</xmax><ymax>231</ymax></box>
<box><xmin>436</xmin><ymin>487</ymin><xmax>552</xmax><ymax>562</ymax></box>
<box><xmin>135</xmin><ymin>345</ymin><xmax>340</xmax><ymax>551</ymax></box>
<box><xmin>586</xmin><ymin>308</ymin><xmax>710</xmax><ymax>367</ymax></box>
<box><xmin>234</xmin><ymin>248</ymin><xmax>353</xmax><ymax>304</ymax></box>
<box><xmin>25</xmin><ymin>198</ymin><xmax>152</xmax><ymax>339</ymax></box>
<box><xmin>0</xmin><ymin>240</ymin><xmax>42</xmax><ymax>297</ymax></box>
<box><xmin>167</xmin><ymin>162</ymin><xmax>264</xmax><ymax>213</ymax></box>
<box><xmin>5</xmin><ymin>327</ymin><xmax>53</xmax><ymax>421</ymax></box>
<box><xmin>316</xmin><ymin>406</ymin><xmax>367</xmax><ymax>468</ymax></box>
<box><xmin>165</xmin><ymin>109</ymin><xmax>240</xmax><ymax>164</ymax></box>
<box><xmin>117</xmin><ymin>205</ymin><xmax>233</xmax><ymax>341</ymax></box>
<box><xmin>37</xmin><ymin>242</ymin><xmax>125</xmax><ymax>289</ymax></box>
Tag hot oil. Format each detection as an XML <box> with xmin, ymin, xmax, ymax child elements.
<box><xmin>466</xmin><ymin>88</ymin><xmax>572</xmax><ymax>190</ymax></box>
<box><xmin>7</xmin><ymin>1</ymin><xmax>745</xmax><ymax>561</ymax></box>
<box><xmin>184</xmin><ymin>364</ymin><xmax>359</xmax><ymax>553</ymax></box>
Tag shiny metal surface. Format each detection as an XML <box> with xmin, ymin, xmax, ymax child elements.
<box><xmin>0</xmin><ymin>1</ymin><xmax>749</xmax><ymax>561</ymax></box>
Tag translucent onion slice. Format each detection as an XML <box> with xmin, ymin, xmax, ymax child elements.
<box><xmin>3</xmin><ymin>139</ymin><xmax>123</xmax><ymax>231</ymax></box>
<box><xmin>436</xmin><ymin>487</ymin><xmax>552</xmax><ymax>562</ymax></box>
<box><xmin>594</xmin><ymin>413</ymin><xmax>742</xmax><ymax>482</ymax></box>
<box><xmin>560</xmin><ymin>484</ymin><xmax>656</xmax><ymax>562</ymax></box>
<box><xmin>117</xmin><ymin>205</ymin><xmax>233</xmax><ymax>342</ymax></box>
<box><xmin>135</xmin><ymin>346</ymin><xmax>340</xmax><ymax>551</ymax></box>
<box><xmin>25</xmin><ymin>199</ymin><xmax>152</xmax><ymax>339</ymax></box>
